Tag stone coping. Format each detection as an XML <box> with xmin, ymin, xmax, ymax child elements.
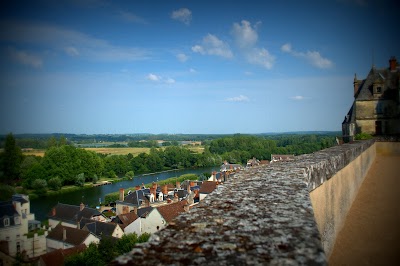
<box><xmin>113</xmin><ymin>140</ymin><xmax>375</xmax><ymax>265</ymax></box>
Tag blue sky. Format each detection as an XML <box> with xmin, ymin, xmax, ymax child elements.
<box><xmin>0</xmin><ymin>0</ymin><xmax>398</xmax><ymax>134</ymax></box>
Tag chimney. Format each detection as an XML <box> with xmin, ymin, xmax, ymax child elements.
<box><xmin>133</xmin><ymin>206</ymin><xmax>138</xmax><ymax>215</ymax></box>
<box><xmin>187</xmin><ymin>183</ymin><xmax>191</xmax><ymax>193</ymax></box>
<box><xmin>190</xmin><ymin>181</ymin><xmax>195</xmax><ymax>187</ymax></box>
<box><xmin>162</xmin><ymin>185</ymin><xmax>168</xmax><ymax>195</ymax></box>
<box><xmin>80</xmin><ymin>202</ymin><xmax>84</xmax><ymax>211</ymax></box>
<box><xmin>63</xmin><ymin>228</ymin><xmax>67</xmax><ymax>241</ymax></box>
<box><xmin>119</xmin><ymin>188</ymin><xmax>124</xmax><ymax>201</ymax></box>
<box><xmin>213</xmin><ymin>172</ymin><xmax>216</xmax><ymax>182</ymax></box>
<box><xmin>141</xmin><ymin>183</ymin><xmax>145</xmax><ymax>189</ymax></box>
<box><xmin>173</xmin><ymin>193</ymin><xmax>179</xmax><ymax>203</ymax></box>
<box><xmin>389</xmin><ymin>56</ymin><xmax>397</xmax><ymax>71</ymax></box>
<box><xmin>52</xmin><ymin>208</ymin><xmax>56</xmax><ymax>216</ymax></box>
<box><xmin>176</xmin><ymin>181</ymin><xmax>181</xmax><ymax>189</ymax></box>
<box><xmin>353</xmin><ymin>73</ymin><xmax>359</xmax><ymax>97</ymax></box>
<box><xmin>150</xmin><ymin>187</ymin><xmax>156</xmax><ymax>199</ymax></box>
<box><xmin>135</xmin><ymin>185</ymin><xmax>141</xmax><ymax>191</ymax></box>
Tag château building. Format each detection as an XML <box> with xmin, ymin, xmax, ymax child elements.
<box><xmin>342</xmin><ymin>56</ymin><xmax>400</xmax><ymax>142</ymax></box>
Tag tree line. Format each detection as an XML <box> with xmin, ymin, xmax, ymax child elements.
<box><xmin>0</xmin><ymin>132</ymin><xmax>337</xmax><ymax>197</ymax></box>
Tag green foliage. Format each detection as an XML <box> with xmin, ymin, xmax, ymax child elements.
<box><xmin>0</xmin><ymin>133</ymin><xmax>23</xmax><ymax>183</ymax></box>
<box><xmin>355</xmin><ymin>132</ymin><xmax>373</xmax><ymax>140</ymax></box>
<box><xmin>65</xmin><ymin>233</ymin><xmax>150</xmax><ymax>265</ymax></box>
<box><xmin>0</xmin><ymin>184</ymin><xmax>15</xmax><ymax>201</ymax></box>
<box><xmin>104</xmin><ymin>193</ymin><xmax>120</xmax><ymax>204</ymax></box>
<box><xmin>32</xmin><ymin>179</ymin><xmax>47</xmax><ymax>195</ymax></box>
<box><xmin>48</xmin><ymin>177</ymin><xmax>62</xmax><ymax>191</ymax></box>
<box><xmin>75</xmin><ymin>173</ymin><xmax>85</xmax><ymax>187</ymax></box>
<box><xmin>125</xmin><ymin>170</ymin><xmax>134</xmax><ymax>179</ymax></box>
<box><xmin>128</xmin><ymin>140</ymin><xmax>159</xmax><ymax>148</ymax></box>
<box><xmin>92</xmin><ymin>174</ymin><xmax>98</xmax><ymax>184</ymax></box>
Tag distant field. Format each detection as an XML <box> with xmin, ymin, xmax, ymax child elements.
<box><xmin>84</xmin><ymin>147</ymin><xmax>150</xmax><ymax>156</ymax></box>
<box><xmin>21</xmin><ymin>146</ymin><xmax>204</xmax><ymax>157</ymax></box>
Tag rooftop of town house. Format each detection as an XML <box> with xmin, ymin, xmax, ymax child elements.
<box><xmin>198</xmin><ymin>181</ymin><xmax>217</xmax><ymax>194</ymax></box>
<box><xmin>156</xmin><ymin>200</ymin><xmax>188</xmax><ymax>224</ymax></box>
<box><xmin>47</xmin><ymin>224</ymin><xmax>93</xmax><ymax>246</ymax></box>
<box><xmin>48</xmin><ymin>203</ymin><xmax>102</xmax><ymax>224</ymax></box>
<box><xmin>39</xmin><ymin>244</ymin><xmax>86</xmax><ymax>266</ymax></box>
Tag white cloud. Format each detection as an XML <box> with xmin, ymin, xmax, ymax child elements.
<box><xmin>8</xmin><ymin>47</ymin><xmax>42</xmax><ymax>68</ymax></box>
<box><xmin>176</xmin><ymin>53</ymin><xmax>188</xmax><ymax>62</ymax></box>
<box><xmin>225</xmin><ymin>95</ymin><xmax>249</xmax><ymax>102</ymax></box>
<box><xmin>147</xmin><ymin>73</ymin><xmax>160</xmax><ymax>81</ymax></box>
<box><xmin>280</xmin><ymin>43</ymin><xmax>292</xmax><ymax>53</ymax></box>
<box><xmin>189</xmin><ymin>68</ymin><xmax>197</xmax><ymax>73</ymax></box>
<box><xmin>119</xmin><ymin>11</ymin><xmax>147</xmax><ymax>24</ymax></box>
<box><xmin>165</xmin><ymin>78</ymin><xmax>175</xmax><ymax>84</ymax></box>
<box><xmin>65</xmin><ymin>46</ymin><xmax>79</xmax><ymax>56</ymax></box>
<box><xmin>192</xmin><ymin>34</ymin><xmax>233</xmax><ymax>59</ymax></box>
<box><xmin>290</xmin><ymin>95</ymin><xmax>307</xmax><ymax>100</ymax></box>
<box><xmin>281</xmin><ymin>42</ymin><xmax>333</xmax><ymax>69</ymax></box>
<box><xmin>171</xmin><ymin>8</ymin><xmax>192</xmax><ymax>25</ymax></box>
<box><xmin>0</xmin><ymin>22</ymin><xmax>150</xmax><ymax>62</ymax></box>
<box><xmin>245</xmin><ymin>48</ymin><xmax>275</xmax><ymax>70</ymax></box>
<box><xmin>147</xmin><ymin>73</ymin><xmax>175</xmax><ymax>84</ymax></box>
<box><xmin>231</xmin><ymin>20</ymin><xmax>258</xmax><ymax>48</ymax></box>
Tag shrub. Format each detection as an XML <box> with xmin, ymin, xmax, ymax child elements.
<box><xmin>92</xmin><ymin>174</ymin><xmax>98</xmax><ymax>184</ymax></box>
<box><xmin>75</xmin><ymin>173</ymin><xmax>85</xmax><ymax>187</ymax></box>
<box><xmin>355</xmin><ymin>132</ymin><xmax>373</xmax><ymax>140</ymax></box>
<box><xmin>48</xmin><ymin>177</ymin><xmax>62</xmax><ymax>191</ymax></box>
<box><xmin>0</xmin><ymin>184</ymin><xmax>15</xmax><ymax>201</ymax></box>
<box><xmin>125</xmin><ymin>171</ymin><xmax>134</xmax><ymax>179</ymax></box>
<box><xmin>32</xmin><ymin>179</ymin><xmax>47</xmax><ymax>195</ymax></box>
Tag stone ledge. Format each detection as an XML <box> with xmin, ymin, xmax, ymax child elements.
<box><xmin>113</xmin><ymin>140</ymin><xmax>375</xmax><ymax>265</ymax></box>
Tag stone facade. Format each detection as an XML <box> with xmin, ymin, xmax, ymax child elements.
<box><xmin>342</xmin><ymin>56</ymin><xmax>400</xmax><ymax>142</ymax></box>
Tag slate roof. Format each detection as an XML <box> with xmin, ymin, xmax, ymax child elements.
<box><xmin>156</xmin><ymin>200</ymin><xmax>187</xmax><ymax>223</ymax></box>
<box><xmin>0</xmin><ymin>201</ymin><xmax>19</xmax><ymax>228</ymax></box>
<box><xmin>137</xmin><ymin>206</ymin><xmax>153</xmax><ymax>218</ymax></box>
<box><xmin>39</xmin><ymin>244</ymin><xmax>86</xmax><ymax>266</ymax></box>
<box><xmin>48</xmin><ymin>203</ymin><xmax>101</xmax><ymax>224</ymax></box>
<box><xmin>199</xmin><ymin>181</ymin><xmax>218</xmax><ymax>194</ymax></box>
<box><xmin>12</xmin><ymin>194</ymin><xmax>29</xmax><ymax>204</ymax></box>
<box><xmin>47</xmin><ymin>224</ymin><xmax>92</xmax><ymax>246</ymax></box>
<box><xmin>356</xmin><ymin>67</ymin><xmax>399</xmax><ymax>101</ymax></box>
<box><xmin>123</xmin><ymin>189</ymin><xmax>150</xmax><ymax>207</ymax></box>
<box><xmin>81</xmin><ymin>219</ymin><xmax>118</xmax><ymax>238</ymax></box>
<box><xmin>342</xmin><ymin>102</ymin><xmax>355</xmax><ymax>124</ymax></box>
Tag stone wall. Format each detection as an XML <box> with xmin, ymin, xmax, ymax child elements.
<box><xmin>114</xmin><ymin>140</ymin><xmax>376</xmax><ymax>265</ymax></box>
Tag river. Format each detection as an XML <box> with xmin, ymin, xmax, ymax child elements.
<box><xmin>31</xmin><ymin>166</ymin><xmax>219</xmax><ymax>221</ymax></box>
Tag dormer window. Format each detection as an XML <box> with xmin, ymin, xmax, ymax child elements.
<box><xmin>4</xmin><ymin>218</ymin><xmax>10</xmax><ymax>227</ymax></box>
<box><xmin>376</xmin><ymin>86</ymin><xmax>382</xmax><ymax>93</ymax></box>
<box><xmin>373</xmin><ymin>82</ymin><xmax>384</xmax><ymax>95</ymax></box>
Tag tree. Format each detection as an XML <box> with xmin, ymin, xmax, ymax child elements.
<box><xmin>75</xmin><ymin>173</ymin><xmax>85</xmax><ymax>187</ymax></box>
<box><xmin>125</xmin><ymin>171</ymin><xmax>134</xmax><ymax>179</ymax></box>
<box><xmin>1</xmin><ymin>133</ymin><xmax>23</xmax><ymax>183</ymax></box>
<box><xmin>48</xmin><ymin>177</ymin><xmax>62</xmax><ymax>191</ymax></box>
<box><xmin>0</xmin><ymin>184</ymin><xmax>15</xmax><ymax>201</ymax></box>
<box><xmin>32</xmin><ymin>179</ymin><xmax>47</xmax><ymax>195</ymax></box>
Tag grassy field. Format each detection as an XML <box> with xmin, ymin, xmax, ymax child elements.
<box><xmin>21</xmin><ymin>146</ymin><xmax>204</xmax><ymax>157</ymax></box>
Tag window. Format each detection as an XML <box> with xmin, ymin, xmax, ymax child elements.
<box><xmin>16</xmin><ymin>242</ymin><xmax>20</xmax><ymax>253</ymax></box>
<box><xmin>377</xmin><ymin>86</ymin><xmax>382</xmax><ymax>93</ymax></box>
<box><xmin>3</xmin><ymin>218</ymin><xmax>9</xmax><ymax>227</ymax></box>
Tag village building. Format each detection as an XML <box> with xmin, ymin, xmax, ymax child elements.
<box><xmin>48</xmin><ymin>203</ymin><xmax>108</xmax><ymax>229</ymax></box>
<box><xmin>342</xmin><ymin>56</ymin><xmax>400</xmax><ymax>142</ymax></box>
<box><xmin>46</xmin><ymin>224</ymin><xmax>100</xmax><ymax>252</ymax></box>
<box><xmin>38</xmin><ymin>243</ymin><xmax>86</xmax><ymax>266</ymax></box>
<box><xmin>79</xmin><ymin>218</ymin><xmax>124</xmax><ymax>239</ymax></box>
<box><xmin>0</xmin><ymin>194</ymin><xmax>47</xmax><ymax>264</ymax></box>
<box><xmin>270</xmin><ymin>154</ymin><xmax>295</xmax><ymax>162</ymax></box>
<box><xmin>199</xmin><ymin>181</ymin><xmax>218</xmax><ymax>201</ymax></box>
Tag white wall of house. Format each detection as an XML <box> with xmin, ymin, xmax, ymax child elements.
<box><xmin>123</xmin><ymin>219</ymin><xmax>141</xmax><ymax>235</ymax></box>
<box><xmin>112</xmin><ymin>225</ymin><xmax>124</xmax><ymax>238</ymax></box>
<box><xmin>140</xmin><ymin>209</ymin><xmax>166</xmax><ymax>235</ymax></box>
<box><xmin>83</xmin><ymin>234</ymin><xmax>100</xmax><ymax>246</ymax></box>
<box><xmin>199</xmin><ymin>193</ymin><xmax>208</xmax><ymax>201</ymax></box>
<box><xmin>22</xmin><ymin>233</ymin><xmax>48</xmax><ymax>258</ymax></box>
<box><xmin>46</xmin><ymin>234</ymin><xmax>99</xmax><ymax>252</ymax></box>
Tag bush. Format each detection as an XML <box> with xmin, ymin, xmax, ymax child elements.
<box><xmin>75</xmin><ymin>173</ymin><xmax>85</xmax><ymax>187</ymax></box>
<box><xmin>355</xmin><ymin>132</ymin><xmax>373</xmax><ymax>140</ymax></box>
<box><xmin>104</xmin><ymin>193</ymin><xmax>119</xmax><ymax>204</ymax></box>
<box><xmin>0</xmin><ymin>184</ymin><xmax>15</xmax><ymax>201</ymax></box>
<box><xmin>48</xmin><ymin>177</ymin><xmax>62</xmax><ymax>191</ymax></box>
<box><xmin>125</xmin><ymin>171</ymin><xmax>134</xmax><ymax>179</ymax></box>
<box><xmin>32</xmin><ymin>179</ymin><xmax>47</xmax><ymax>195</ymax></box>
<box><xmin>92</xmin><ymin>174</ymin><xmax>98</xmax><ymax>184</ymax></box>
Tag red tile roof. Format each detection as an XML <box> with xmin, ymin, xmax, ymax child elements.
<box><xmin>156</xmin><ymin>200</ymin><xmax>187</xmax><ymax>223</ymax></box>
<box><xmin>39</xmin><ymin>244</ymin><xmax>86</xmax><ymax>266</ymax></box>
<box><xmin>199</xmin><ymin>181</ymin><xmax>217</xmax><ymax>194</ymax></box>
<box><xmin>47</xmin><ymin>224</ymin><xmax>92</xmax><ymax>246</ymax></box>
<box><xmin>117</xmin><ymin>212</ymin><xmax>139</xmax><ymax>228</ymax></box>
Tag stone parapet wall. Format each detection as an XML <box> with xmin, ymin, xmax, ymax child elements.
<box><xmin>114</xmin><ymin>140</ymin><xmax>375</xmax><ymax>265</ymax></box>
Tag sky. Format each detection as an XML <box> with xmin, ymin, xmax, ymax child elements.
<box><xmin>0</xmin><ymin>0</ymin><xmax>399</xmax><ymax>134</ymax></box>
